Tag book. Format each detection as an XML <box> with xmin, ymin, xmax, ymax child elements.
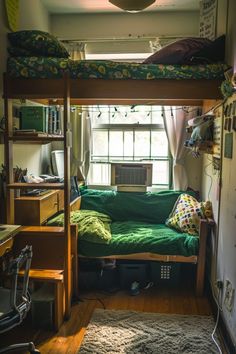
<box><xmin>20</xmin><ymin>106</ymin><xmax>48</xmax><ymax>132</ymax></box>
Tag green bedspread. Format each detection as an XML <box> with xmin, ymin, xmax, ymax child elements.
<box><xmin>47</xmin><ymin>209</ymin><xmax>112</xmax><ymax>244</ymax></box>
<box><xmin>47</xmin><ymin>190</ymin><xmax>200</xmax><ymax>258</ymax></box>
<box><xmin>7</xmin><ymin>57</ymin><xmax>227</xmax><ymax>80</ymax></box>
<box><xmin>78</xmin><ymin>221</ymin><xmax>199</xmax><ymax>257</ymax></box>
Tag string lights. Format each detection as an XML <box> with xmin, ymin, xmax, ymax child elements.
<box><xmin>70</xmin><ymin>106</ymin><xmax>202</xmax><ymax>115</ymax></box>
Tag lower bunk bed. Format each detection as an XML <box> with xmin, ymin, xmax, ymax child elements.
<box><xmin>48</xmin><ymin>190</ymin><xmax>214</xmax><ymax>296</ymax></box>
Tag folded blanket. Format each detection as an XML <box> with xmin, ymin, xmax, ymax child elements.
<box><xmin>47</xmin><ymin>210</ymin><xmax>112</xmax><ymax>244</ymax></box>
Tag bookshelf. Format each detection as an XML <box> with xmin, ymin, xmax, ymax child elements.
<box><xmin>3</xmin><ymin>74</ymin><xmax>72</xmax><ymax>320</ymax></box>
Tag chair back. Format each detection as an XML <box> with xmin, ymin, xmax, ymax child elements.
<box><xmin>0</xmin><ymin>245</ymin><xmax>32</xmax><ymax>333</ymax></box>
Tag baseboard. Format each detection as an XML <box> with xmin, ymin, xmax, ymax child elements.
<box><xmin>207</xmin><ymin>284</ymin><xmax>236</xmax><ymax>354</ymax></box>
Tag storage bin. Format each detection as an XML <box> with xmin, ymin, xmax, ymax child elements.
<box><xmin>118</xmin><ymin>262</ymin><xmax>147</xmax><ymax>288</ymax></box>
<box><xmin>150</xmin><ymin>262</ymin><xmax>180</xmax><ymax>287</ymax></box>
<box><xmin>31</xmin><ymin>283</ymin><xmax>54</xmax><ymax>330</ymax></box>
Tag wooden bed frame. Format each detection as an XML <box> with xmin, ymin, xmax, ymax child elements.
<box><xmin>4</xmin><ymin>75</ymin><xmax>223</xmax><ymax>106</ymax></box>
<box><xmin>78</xmin><ymin>217</ymin><xmax>214</xmax><ymax>297</ymax></box>
<box><xmin>3</xmin><ymin>73</ymin><xmax>220</xmax><ymax>320</ymax></box>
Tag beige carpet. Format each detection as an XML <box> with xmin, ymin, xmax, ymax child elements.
<box><xmin>78</xmin><ymin>309</ymin><xmax>219</xmax><ymax>354</ymax></box>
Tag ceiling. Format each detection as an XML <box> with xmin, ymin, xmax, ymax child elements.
<box><xmin>41</xmin><ymin>0</ymin><xmax>200</xmax><ymax>14</ymax></box>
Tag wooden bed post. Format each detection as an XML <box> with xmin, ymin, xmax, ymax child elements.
<box><xmin>196</xmin><ymin>219</ymin><xmax>209</xmax><ymax>296</ymax></box>
<box><xmin>3</xmin><ymin>74</ymin><xmax>15</xmax><ymax>224</ymax></box>
<box><xmin>63</xmin><ymin>73</ymin><xmax>72</xmax><ymax>319</ymax></box>
<box><xmin>70</xmin><ymin>224</ymin><xmax>79</xmax><ymax>299</ymax></box>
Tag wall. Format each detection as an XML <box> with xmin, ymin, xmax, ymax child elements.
<box><xmin>0</xmin><ymin>0</ymin><xmax>50</xmax><ymax>176</ymax></box>
<box><xmin>201</xmin><ymin>0</ymin><xmax>236</xmax><ymax>348</ymax></box>
<box><xmin>51</xmin><ymin>11</ymin><xmax>199</xmax><ymax>57</ymax></box>
<box><xmin>51</xmin><ymin>11</ymin><xmax>199</xmax><ymax>40</ymax></box>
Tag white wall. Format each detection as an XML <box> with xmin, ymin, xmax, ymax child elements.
<box><xmin>0</xmin><ymin>0</ymin><xmax>50</xmax><ymax>176</ymax></box>
<box><xmin>201</xmin><ymin>0</ymin><xmax>236</xmax><ymax>348</ymax></box>
<box><xmin>51</xmin><ymin>11</ymin><xmax>199</xmax><ymax>40</ymax></box>
<box><xmin>19</xmin><ymin>0</ymin><xmax>50</xmax><ymax>31</ymax></box>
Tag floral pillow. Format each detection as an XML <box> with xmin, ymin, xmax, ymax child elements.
<box><xmin>8</xmin><ymin>46</ymin><xmax>33</xmax><ymax>57</ymax></box>
<box><xmin>165</xmin><ymin>193</ymin><xmax>212</xmax><ymax>236</ymax></box>
<box><xmin>8</xmin><ymin>30</ymin><xmax>69</xmax><ymax>58</ymax></box>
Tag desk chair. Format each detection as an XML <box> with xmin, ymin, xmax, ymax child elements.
<box><xmin>0</xmin><ymin>245</ymin><xmax>40</xmax><ymax>354</ymax></box>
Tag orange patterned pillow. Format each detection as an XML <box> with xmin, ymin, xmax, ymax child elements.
<box><xmin>166</xmin><ymin>193</ymin><xmax>212</xmax><ymax>236</ymax></box>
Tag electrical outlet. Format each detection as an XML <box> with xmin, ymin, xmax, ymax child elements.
<box><xmin>224</xmin><ymin>280</ymin><xmax>235</xmax><ymax>312</ymax></box>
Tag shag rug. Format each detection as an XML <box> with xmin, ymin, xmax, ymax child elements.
<box><xmin>78</xmin><ymin>309</ymin><xmax>219</xmax><ymax>354</ymax></box>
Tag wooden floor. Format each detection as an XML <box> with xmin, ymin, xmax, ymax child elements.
<box><xmin>0</xmin><ymin>283</ymin><xmax>213</xmax><ymax>354</ymax></box>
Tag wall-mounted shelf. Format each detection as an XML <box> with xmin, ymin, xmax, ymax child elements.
<box><xmin>9</xmin><ymin>135</ymin><xmax>64</xmax><ymax>144</ymax></box>
<box><xmin>7</xmin><ymin>182</ymin><xmax>64</xmax><ymax>190</ymax></box>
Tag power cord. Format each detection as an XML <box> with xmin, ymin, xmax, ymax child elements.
<box><xmin>211</xmin><ymin>282</ymin><xmax>223</xmax><ymax>354</ymax></box>
<box><xmin>204</xmin><ymin>157</ymin><xmax>213</xmax><ymax>199</ymax></box>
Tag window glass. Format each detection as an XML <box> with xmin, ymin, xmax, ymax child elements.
<box><xmin>88</xmin><ymin>163</ymin><xmax>110</xmax><ymax>185</ymax></box>
<box><xmin>89</xmin><ymin>105</ymin><xmax>171</xmax><ymax>188</ymax></box>
<box><xmin>109</xmin><ymin>131</ymin><xmax>123</xmax><ymax>158</ymax></box>
<box><xmin>152</xmin><ymin>161</ymin><xmax>170</xmax><ymax>185</ymax></box>
<box><xmin>151</xmin><ymin>131</ymin><xmax>168</xmax><ymax>157</ymax></box>
<box><xmin>92</xmin><ymin>130</ymin><xmax>108</xmax><ymax>157</ymax></box>
<box><xmin>124</xmin><ymin>131</ymin><xmax>134</xmax><ymax>158</ymax></box>
<box><xmin>134</xmin><ymin>131</ymin><xmax>150</xmax><ymax>158</ymax></box>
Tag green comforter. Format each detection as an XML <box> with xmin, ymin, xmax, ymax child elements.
<box><xmin>47</xmin><ymin>210</ymin><xmax>112</xmax><ymax>244</ymax></box>
<box><xmin>79</xmin><ymin>220</ymin><xmax>199</xmax><ymax>257</ymax></box>
<box><xmin>7</xmin><ymin>57</ymin><xmax>227</xmax><ymax>80</ymax></box>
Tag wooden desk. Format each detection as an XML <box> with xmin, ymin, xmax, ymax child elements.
<box><xmin>0</xmin><ymin>225</ymin><xmax>21</xmax><ymax>257</ymax></box>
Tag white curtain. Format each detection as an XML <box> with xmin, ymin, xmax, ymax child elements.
<box><xmin>67</xmin><ymin>42</ymin><xmax>92</xmax><ymax>182</ymax></box>
<box><xmin>65</xmin><ymin>42</ymin><xmax>86</xmax><ymax>60</ymax></box>
<box><xmin>162</xmin><ymin>106</ymin><xmax>200</xmax><ymax>190</ymax></box>
<box><xmin>71</xmin><ymin>109</ymin><xmax>92</xmax><ymax>182</ymax></box>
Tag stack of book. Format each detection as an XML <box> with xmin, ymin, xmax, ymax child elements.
<box><xmin>20</xmin><ymin>106</ymin><xmax>62</xmax><ymax>134</ymax></box>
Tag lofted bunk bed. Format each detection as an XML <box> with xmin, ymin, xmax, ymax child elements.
<box><xmin>3</xmin><ymin>32</ymin><xmax>227</xmax><ymax>321</ymax></box>
<box><xmin>3</xmin><ymin>68</ymin><xmax>219</xmax><ymax>300</ymax></box>
<box><xmin>5</xmin><ymin>59</ymin><xmax>225</xmax><ymax>106</ymax></box>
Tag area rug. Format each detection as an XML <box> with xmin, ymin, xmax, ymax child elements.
<box><xmin>78</xmin><ymin>309</ymin><xmax>219</xmax><ymax>354</ymax></box>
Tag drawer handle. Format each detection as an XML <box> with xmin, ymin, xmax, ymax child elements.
<box><xmin>54</xmin><ymin>202</ymin><xmax>59</xmax><ymax>206</ymax></box>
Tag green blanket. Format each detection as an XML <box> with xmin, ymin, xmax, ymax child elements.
<box><xmin>47</xmin><ymin>210</ymin><xmax>112</xmax><ymax>244</ymax></box>
<box><xmin>78</xmin><ymin>221</ymin><xmax>199</xmax><ymax>257</ymax></box>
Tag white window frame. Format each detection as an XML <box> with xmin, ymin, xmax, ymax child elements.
<box><xmin>88</xmin><ymin>106</ymin><xmax>172</xmax><ymax>189</ymax></box>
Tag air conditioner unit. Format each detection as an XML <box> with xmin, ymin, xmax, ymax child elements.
<box><xmin>111</xmin><ymin>163</ymin><xmax>152</xmax><ymax>192</ymax></box>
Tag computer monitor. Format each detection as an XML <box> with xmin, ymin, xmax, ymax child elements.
<box><xmin>51</xmin><ymin>150</ymin><xmax>80</xmax><ymax>201</ymax></box>
<box><xmin>51</xmin><ymin>150</ymin><xmax>64</xmax><ymax>178</ymax></box>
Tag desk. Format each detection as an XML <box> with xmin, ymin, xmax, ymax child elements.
<box><xmin>0</xmin><ymin>225</ymin><xmax>21</xmax><ymax>257</ymax></box>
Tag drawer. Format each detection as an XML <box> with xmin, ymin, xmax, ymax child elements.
<box><xmin>57</xmin><ymin>190</ymin><xmax>64</xmax><ymax>211</ymax></box>
<box><xmin>40</xmin><ymin>193</ymin><xmax>59</xmax><ymax>224</ymax></box>
<box><xmin>15</xmin><ymin>190</ymin><xmax>61</xmax><ymax>226</ymax></box>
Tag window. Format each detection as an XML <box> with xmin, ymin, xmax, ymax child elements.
<box><xmin>88</xmin><ymin>105</ymin><xmax>172</xmax><ymax>189</ymax></box>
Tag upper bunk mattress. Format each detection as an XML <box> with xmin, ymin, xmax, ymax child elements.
<box><xmin>7</xmin><ymin>57</ymin><xmax>227</xmax><ymax>80</ymax></box>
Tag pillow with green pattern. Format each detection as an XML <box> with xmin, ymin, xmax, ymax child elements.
<box><xmin>8</xmin><ymin>30</ymin><xmax>69</xmax><ymax>58</ymax></box>
<box><xmin>8</xmin><ymin>46</ymin><xmax>33</xmax><ymax>57</ymax></box>
<box><xmin>165</xmin><ymin>193</ymin><xmax>212</xmax><ymax>236</ymax></box>
<box><xmin>47</xmin><ymin>209</ymin><xmax>112</xmax><ymax>244</ymax></box>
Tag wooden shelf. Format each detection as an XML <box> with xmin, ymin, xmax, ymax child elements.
<box><xmin>7</xmin><ymin>182</ymin><xmax>64</xmax><ymax>189</ymax></box>
<box><xmin>9</xmin><ymin>135</ymin><xmax>64</xmax><ymax>144</ymax></box>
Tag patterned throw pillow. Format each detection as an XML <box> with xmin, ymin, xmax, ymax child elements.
<box><xmin>165</xmin><ymin>194</ymin><xmax>212</xmax><ymax>236</ymax></box>
<box><xmin>8</xmin><ymin>30</ymin><xmax>69</xmax><ymax>58</ymax></box>
<box><xmin>8</xmin><ymin>46</ymin><xmax>33</xmax><ymax>57</ymax></box>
